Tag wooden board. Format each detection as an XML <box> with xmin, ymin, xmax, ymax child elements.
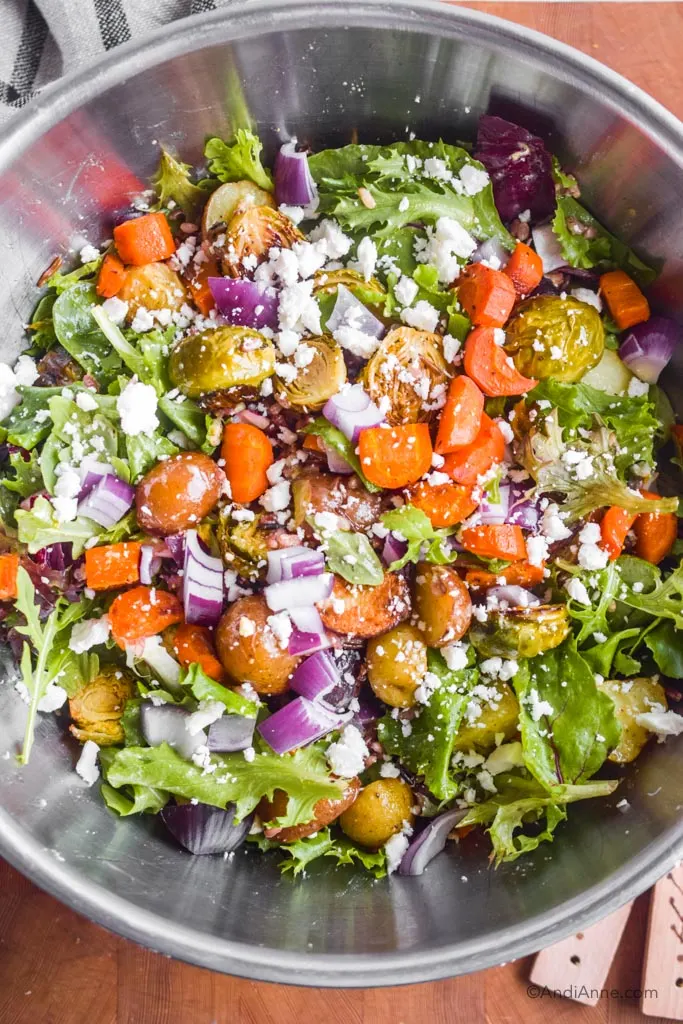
<box><xmin>3</xmin><ymin>3</ymin><xmax>683</xmax><ymax>1022</ymax></box>
<box><xmin>642</xmin><ymin>866</ymin><xmax>683</xmax><ymax>1019</ymax></box>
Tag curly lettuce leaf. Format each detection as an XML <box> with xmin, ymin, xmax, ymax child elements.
<box><xmin>616</xmin><ymin>556</ymin><xmax>683</xmax><ymax>630</ymax></box>
<box><xmin>151</xmin><ymin>147</ymin><xmax>206</xmax><ymax>219</ymax></box>
<box><xmin>258</xmin><ymin>827</ymin><xmax>387</xmax><ymax>878</ymax></box>
<box><xmin>46</xmin><ymin>258</ymin><xmax>102</xmax><ymax>295</ymax></box>
<box><xmin>552</xmin><ymin>196</ymin><xmax>655</xmax><ymax>288</ymax></box>
<box><xmin>204</xmin><ymin>129</ymin><xmax>273</xmax><ymax>191</ymax></box>
<box><xmin>15</xmin><ymin>495</ymin><xmax>136</xmax><ymax>556</ymax></box>
<box><xmin>126</xmin><ymin>431</ymin><xmax>178</xmax><ymax>482</ymax></box>
<box><xmin>645</xmin><ymin>620</ymin><xmax>683</xmax><ymax>678</ymax></box>
<box><xmin>1</xmin><ymin>448</ymin><xmax>42</xmax><ymax>500</ymax></box>
<box><xmin>3</xmin><ymin>386</ymin><xmax>62</xmax><ymax>450</ymax></box>
<box><xmin>183</xmin><ymin>663</ymin><xmax>259</xmax><ymax>716</ymax></box>
<box><xmin>104</xmin><ymin>741</ymin><xmax>345</xmax><ymax>826</ymax></box>
<box><xmin>39</xmin><ymin>393</ymin><xmax>119</xmax><ymax>493</ymax></box>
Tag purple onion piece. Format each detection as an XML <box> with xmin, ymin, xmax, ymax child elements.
<box><xmin>207</xmin><ymin>715</ymin><xmax>256</xmax><ymax>753</ymax></box>
<box><xmin>472</xmin><ymin>237</ymin><xmax>510</xmax><ymax>270</ymax></box>
<box><xmin>288</xmin><ymin>629</ymin><xmax>332</xmax><ymax>656</ymax></box>
<box><xmin>257</xmin><ymin>696</ymin><xmax>351</xmax><ymax>755</ymax></box>
<box><xmin>183</xmin><ymin>529</ymin><xmax>224</xmax><ymax>626</ymax></box>
<box><xmin>289</xmin><ymin>649</ymin><xmax>340</xmax><ymax>701</ymax></box>
<box><xmin>264</xmin><ymin>573</ymin><xmax>333</xmax><ymax>613</ymax></box>
<box><xmin>266</xmin><ymin>546</ymin><xmax>325</xmax><ymax>586</ymax></box>
<box><xmin>140</xmin><ymin>703</ymin><xmax>205</xmax><ymax>760</ymax></box>
<box><xmin>77</xmin><ymin>473</ymin><xmax>135</xmax><ymax>528</ymax></box>
<box><xmin>207</xmin><ymin>277</ymin><xmax>279</xmax><ymax>330</ymax></box>
<box><xmin>161</xmin><ymin>802</ymin><xmax>253</xmax><ymax>856</ymax></box>
<box><xmin>326</xmin><ymin>285</ymin><xmax>385</xmax><ymax>341</ymax></box>
<box><xmin>507</xmin><ymin>481</ymin><xmax>540</xmax><ymax>531</ymax></box>
<box><xmin>34</xmin><ymin>543</ymin><xmax>72</xmax><ymax>572</ymax></box>
<box><xmin>531</xmin><ymin>224</ymin><xmax>566</xmax><ymax>274</ymax></box>
<box><xmin>323</xmin><ymin>383</ymin><xmax>385</xmax><ymax>444</ymax></box>
<box><xmin>139</xmin><ymin>544</ymin><xmax>156</xmax><ymax>586</ymax></box>
<box><xmin>351</xmin><ymin>691</ymin><xmax>384</xmax><ymax>725</ymax></box>
<box><xmin>78</xmin><ymin>460</ymin><xmax>115</xmax><ymax>500</ymax></box>
<box><xmin>398</xmin><ymin>808</ymin><xmax>468</xmax><ymax>876</ymax></box>
<box><xmin>474</xmin><ymin>114</ymin><xmax>555</xmax><ymax>224</ymax></box>
<box><xmin>619</xmin><ymin>316</ymin><xmax>681</xmax><ymax>384</ymax></box>
<box><xmin>382</xmin><ymin>533</ymin><xmax>408</xmax><ymax>567</ymax></box>
<box><xmin>478</xmin><ymin>482</ymin><xmax>511</xmax><ymax>526</ymax></box>
<box><xmin>234</xmin><ymin>408</ymin><xmax>270</xmax><ymax>430</ymax></box>
<box><xmin>165</xmin><ymin>533</ymin><xmax>186</xmax><ymax>566</ymax></box>
<box><xmin>326</xmin><ymin>445</ymin><xmax>354</xmax><ymax>475</ymax></box>
<box><xmin>274</xmin><ymin>139</ymin><xmax>318</xmax><ymax>207</ymax></box>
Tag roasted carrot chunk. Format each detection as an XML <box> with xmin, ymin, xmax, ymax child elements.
<box><xmin>85</xmin><ymin>542</ymin><xmax>143</xmax><ymax>591</ymax></box>
<box><xmin>173</xmin><ymin>623</ymin><xmax>227</xmax><ymax>683</ymax></box>
<box><xmin>221</xmin><ymin>422</ymin><xmax>274</xmax><ymax>504</ymax></box>
<box><xmin>96</xmin><ymin>253</ymin><xmax>128</xmax><ymax>298</ymax></box>
<box><xmin>600</xmin><ymin>270</ymin><xmax>650</xmax><ymax>330</ymax></box>
<box><xmin>460</xmin><ymin>524</ymin><xmax>528</xmax><ymax>561</ymax></box>
<box><xmin>109</xmin><ymin>586</ymin><xmax>183</xmax><ymax>647</ymax></box>
<box><xmin>113</xmin><ymin>212</ymin><xmax>176</xmax><ymax>266</ymax></box>
<box><xmin>600</xmin><ymin>506</ymin><xmax>637</xmax><ymax>562</ymax></box>
<box><xmin>442</xmin><ymin>413</ymin><xmax>505</xmax><ymax>487</ymax></box>
<box><xmin>0</xmin><ymin>553</ymin><xmax>19</xmax><ymax>600</ymax></box>
<box><xmin>434</xmin><ymin>375</ymin><xmax>485</xmax><ymax>454</ymax></box>
<box><xmin>358</xmin><ymin>424</ymin><xmax>432</xmax><ymax>489</ymax></box>
<box><xmin>633</xmin><ymin>491</ymin><xmax>678</xmax><ymax>564</ymax></box>
<box><xmin>464</xmin><ymin>326</ymin><xmax>537</xmax><ymax>398</ymax></box>
<box><xmin>407</xmin><ymin>480</ymin><xmax>478</xmax><ymax>528</ymax></box>
<box><xmin>458</xmin><ymin>263</ymin><xmax>517</xmax><ymax>328</ymax></box>
<box><xmin>503</xmin><ymin>242</ymin><xmax>543</xmax><ymax>297</ymax></box>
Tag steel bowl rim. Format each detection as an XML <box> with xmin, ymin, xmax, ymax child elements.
<box><xmin>1</xmin><ymin>0</ymin><xmax>683</xmax><ymax>986</ymax></box>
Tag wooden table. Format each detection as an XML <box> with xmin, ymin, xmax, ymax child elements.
<box><xmin>2</xmin><ymin>4</ymin><xmax>682</xmax><ymax>1022</ymax></box>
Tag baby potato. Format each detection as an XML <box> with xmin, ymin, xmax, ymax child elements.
<box><xmin>340</xmin><ymin>778</ymin><xmax>415</xmax><ymax>849</ymax></box>
<box><xmin>216</xmin><ymin>594</ymin><xmax>300</xmax><ymax>694</ymax></box>
<box><xmin>136</xmin><ymin>451</ymin><xmax>224</xmax><ymax>533</ymax></box>
<box><xmin>452</xmin><ymin>681</ymin><xmax>520</xmax><ymax>753</ymax></box>
<box><xmin>118</xmin><ymin>261</ymin><xmax>187</xmax><ymax>321</ymax></box>
<box><xmin>258</xmin><ymin>777</ymin><xmax>361</xmax><ymax>842</ymax></box>
<box><xmin>414</xmin><ymin>563</ymin><xmax>472</xmax><ymax>647</ymax></box>
<box><xmin>202</xmin><ymin>180</ymin><xmax>274</xmax><ymax>238</ymax></box>
<box><xmin>367</xmin><ymin>624</ymin><xmax>428</xmax><ymax>708</ymax></box>
<box><xmin>320</xmin><ymin>572</ymin><xmax>411</xmax><ymax>638</ymax></box>
<box><xmin>597</xmin><ymin>676</ymin><xmax>668</xmax><ymax>764</ymax></box>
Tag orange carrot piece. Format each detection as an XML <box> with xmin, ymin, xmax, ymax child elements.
<box><xmin>434</xmin><ymin>375</ymin><xmax>485</xmax><ymax>454</ymax></box>
<box><xmin>599</xmin><ymin>270</ymin><xmax>650</xmax><ymax>330</ymax></box>
<box><xmin>600</xmin><ymin>506</ymin><xmax>637</xmax><ymax>562</ymax></box>
<box><xmin>173</xmin><ymin>623</ymin><xmax>227</xmax><ymax>683</ymax></box>
<box><xmin>407</xmin><ymin>480</ymin><xmax>478</xmax><ymax>528</ymax></box>
<box><xmin>113</xmin><ymin>212</ymin><xmax>176</xmax><ymax>266</ymax></box>
<box><xmin>464</xmin><ymin>326</ymin><xmax>537</xmax><ymax>398</ymax></box>
<box><xmin>358</xmin><ymin>423</ymin><xmax>432</xmax><ymax>489</ymax></box>
<box><xmin>303</xmin><ymin>434</ymin><xmax>326</xmax><ymax>453</ymax></box>
<box><xmin>84</xmin><ymin>542</ymin><xmax>143</xmax><ymax>591</ymax></box>
<box><xmin>442</xmin><ymin>413</ymin><xmax>505</xmax><ymax>487</ymax></box>
<box><xmin>96</xmin><ymin>253</ymin><xmax>128</xmax><ymax>298</ymax></box>
<box><xmin>221</xmin><ymin>422</ymin><xmax>274</xmax><ymax>504</ymax></box>
<box><xmin>109</xmin><ymin>585</ymin><xmax>183</xmax><ymax>647</ymax></box>
<box><xmin>0</xmin><ymin>553</ymin><xmax>19</xmax><ymax>600</ymax></box>
<box><xmin>503</xmin><ymin>242</ymin><xmax>544</xmax><ymax>297</ymax></box>
<box><xmin>465</xmin><ymin>561</ymin><xmax>545</xmax><ymax>592</ymax></box>
<box><xmin>457</xmin><ymin>263</ymin><xmax>517</xmax><ymax>328</ymax></box>
<box><xmin>633</xmin><ymin>491</ymin><xmax>678</xmax><ymax>564</ymax></box>
<box><xmin>186</xmin><ymin>253</ymin><xmax>220</xmax><ymax>315</ymax></box>
<box><xmin>460</xmin><ymin>524</ymin><xmax>528</xmax><ymax>561</ymax></box>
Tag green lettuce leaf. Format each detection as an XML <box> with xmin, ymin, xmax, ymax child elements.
<box><xmin>45</xmin><ymin>258</ymin><xmax>102</xmax><ymax>295</ymax></box>
<box><xmin>15</xmin><ymin>495</ymin><xmax>136</xmax><ymax>556</ymax></box>
<box><xmin>377</xmin><ymin>649</ymin><xmax>477</xmax><ymax>801</ymax></box>
<box><xmin>204</xmin><ymin>129</ymin><xmax>273</xmax><ymax>191</ymax></box>
<box><xmin>272</xmin><ymin>827</ymin><xmax>387</xmax><ymax>878</ymax></box>
<box><xmin>552</xmin><ymin>196</ymin><xmax>656</xmax><ymax>288</ymax></box>
<box><xmin>645</xmin><ymin>620</ymin><xmax>683</xmax><ymax>678</ymax></box>
<box><xmin>158</xmin><ymin>395</ymin><xmax>213</xmax><ymax>449</ymax></box>
<box><xmin>183</xmin><ymin>663</ymin><xmax>259</xmax><ymax>716</ymax></box>
<box><xmin>322</xmin><ymin>530</ymin><xmax>384</xmax><ymax>586</ymax></box>
<box><xmin>3</xmin><ymin>386</ymin><xmax>62</xmax><ymax>449</ymax></box>
<box><xmin>39</xmin><ymin>394</ymin><xmax>119</xmax><ymax>493</ymax></box>
<box><xmin>126</xmin><ymin>431</ymin><xmax>178</xmax><ymax>482</ymax></box>
<box><xmin>1</xmin><ymin>448</ymin><xmax>42</xmax><ymax>499</ymax></box>
<box><xmin>301</xmin><ymin>418</ymin><xmax>380</xmax><ymax>493</ymax></box>
<box><xmin>380</xmin><ymin>505</ymin><xmax>456</xmax><ymax>569</ymax></box>
<box><xmin>52</xmin><ymin>282</ymin><xmax>123</xmax><ymax>382</ymax></box>
<box><xmin>151</xmin><ymin>147</ymin><xmax>206</xmax><ymax>219</ymax></box>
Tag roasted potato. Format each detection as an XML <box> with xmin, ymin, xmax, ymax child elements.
<box><xmin>597</xmin><ymin>676</ymin><xmax>668</xmax><ymax>763</ymax></box>
<box><xmin>414</xmin><ymin>564</ymin><xmax>472</xmax><ymax>647</ymax></box>
<box><xmin>292</xmin><ymin>473</ymin><xmax>384</xmax><ymax>533</ymax></box>
<box><xmin>69</xmin><ymin>665</ymin><xmax>136</xmax><ymax>746</ymax></box>
<box><xmin>452</xmin><ymin>681</ymin><xmax>520</xmax><ymax>753</ymax></box>
<box><xmin>258</xmin><ymin>777</ymin><xmax>361</xmax><ymax>842</ymax></box>
<box><xmin>339</xmin><ymin>778</ymin><xmax>415</xmax><ymax>849</ymax></box>
<box><xmin>202</xmin><ymin>180</ymin><xmax>274</xmax><ymax>239</ymax></box>
<box><xmin>118</xmin><ymin>261</ymin><xmax>187</xmax><ymax>321</ymax></box>
<box><xmin>367</xmin><ymin>624</ymin><xmax>428</xmax><ymax>708</ymax></box>
<box><xmin>136</xmin><ymin>451</ymin><xmax>224</xmax><ymax>535</ymax></box>
<box><xmin>320</xmin><ymin>572</ymin><xmax>411</xmax><ymax>639</ymax></box>
<box><xmin>215</xmin><ymin>594</ymin><xmax>300</xmax><ymax>694</ymax></box>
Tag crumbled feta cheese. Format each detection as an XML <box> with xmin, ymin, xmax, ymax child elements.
<box><xmin>485</xmin><ymin>741</ymin><xmax>523</xmax><ymax>776</ymax></box>
<box><xmin>394</xmin><ymin>275</ymin><xmax>419</xmax><ymax>307</ymax></box>
<box><xmin>442</xmin><ymin>334</ymin><xmax>461</xmax><ymax>363</ymax></box>
<box><xmin>628</xmin><ymin>376</ymin><xmax>650</xmax><ymax>397</ymax></box>
<box><xmin>578</xmin><ymin>522</ymin><xmax>601</xmax><ymax>545</ymax></box>
<box><xmin>635</xmin><ymin>708</ymin><xmax>683</xmax><ymax>737</ymax></box>
<box><xmin>380</xmin><ymin>761</ymin><xmax>401</xmax><ymax>778</ymax></box>
<box><xmin>186</xmin><ymin>700</ymin><xmax>224</xmax><ymax>735</ymax></box>
<box><xmin>526</xmin><ymin>688</ymin><xmax>554</xmax><ymax>722</ymax></box>
<box><xmin>117</xmin><ymin>378</ymin><xmax>159</xmax><ymax>436</ymax></box>
<box><xmin>414</xmin><ymin>670</ymin><xmax>441</xmax><ymax>704</ymax></box>
<box><xmin>398</xmin><ymin>196</ymin><xmax>410</xmax><ymax>213</ymax></box>
<box><xmin>38</xmin><ymin>682</ymin><xmax>68</xmax><ymax>713</ymax></box>
<box><xmin>496</xmin><ymin>418</ymin><xmax>515</xmax><ymax>445</ymax></box>
<box><xmin>415</xmin><ymin>216</ymin><xmax>477</xmax><ymax>283</ymax></box>
<box><xmin>480</xmin><ymin>657</ymin><xmax>519</xmax><ymax>681</ymax></box>
<box><xmin>277</xmin><ymin>280</ymin><xmax>321</xmax><ymax>335</ymax></box>
<box><xmin>267</xmin><ymin>611</ymin><xmax>293</xmax><ymax>649</ymax></box>
<box><xmin>571</xmin><ymin>288</ymin><xmax>602</xmax><ymax>312</ymax></box>
<box><xmin>79</xmin><ymin>243</ymin><xmax>100</xmax><ymax>263</ymax></box>
<box><xmin>458</xmin><ymin>164</ymin><xmax>490</xmax><ymax>196</ymax></box>
<box><xmin>326</xmin><ymin>725</ymin><xmax>369</xmax><ymax>777</ymax></box>
<box><xmin>239</xmin><ymin>616</ymin><xmax>256</xmax><ymax>637</ymax></box>
<box><xmin>476</xmin><ymin>768</ymin><xmax>497</xmax><ymax>794</ymax></box>
<box><xmin>69</xmin><ymin>615</ymin><xmax>111</xmax><ymax>653</ymax></box>
<box><xmin>526</xmin><ymin>534</ymin><xmax>550</xmax><ymax>567</ymax></box>
<box><xmin>276</xmin><ymin>329</ymin><xmax>300</xmax><ymax>357</ymax></box>
<box><xmin>130</xmin><ymin>306</ymin><xmax>155</xmax><ymax>333</ymax></box>
<box><xmin>384</xmin><ymin>823</ymin><xmax>413</xmax><ymax>874</ymax></box>
<box><xmin>356</xmin><ymin>236</ymin><xmax>377</xmax><ymax>282</ymax></box>
<box><xmin>541</xmin><ymin>503</ymin><xmax>572</xmax><ymax>541</ymax></box>
<box><xmin>565</xmin><ymin>577</ymin><xmax>591</xmax><ymax>606</ymax></box>
<box><xmin>442</xmin><ymin>642</ymin><xmax>469</xmax><ymax>671</ymax></box>
<box><xmin>0</xmin><ymin>356</ymin><xmax>38</xmax><ymax>420</ymax></box>
<box><xmin>333</xmin><ymin>323</ymin><xmax>381</xmax><ymax>359</ymax></box>
<box><xmin>279</xmin><ymin>204</ymin><xmax>305</xmax><ymax>225</ymax></box>
<box><xmin>75</xmin><ymin>390</ymin><xmax>98</xmax><ymax>412</ymax></box>
<box><xmin>308</xmin><ymin>218</ymin><xmax>352</xmax><ymax>260</ymax></box>
<box><xmin>75</xmin><ymin>740</ymin><xmax>100</xmax><ymax>786</ymax></box>
<box><xmin>260</xmin><ymin>480</ymin><xmax>291</xmax><ymax>512</ymax></box>
<box><xmin>401</xmin><ymin>300</ymin><xmax>439</xmax><ymax>333</ymax></box>
<box><xmin>294</xmin><ymin>343</ymin><xmax>316</xmax><ymax>368</ymax></box>
<box><xmin>101</xmin><ymin>296</ymin><xmax>129</xmax><ymax>324</ymax></box>
<box><xmin>578</xmin><ymin>543</ymin><xmax>609</xmax><ymax>570</ymax></box>
<box><xmin>292</xmin><ymin>239</ymin><xmax>328</xmax><ymax>279</ymax></box>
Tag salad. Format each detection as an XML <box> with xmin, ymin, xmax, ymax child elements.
<box><xmin>1</xmin><ymin>114</ymin><xmax>682</xmax><ymax>879</ymax></box>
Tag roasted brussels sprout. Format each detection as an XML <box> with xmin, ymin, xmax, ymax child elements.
<box><xmin>452</xmin><ymin>681</ymin><xmax>520</xmax><ymax>753</ymax></box>
<box><xmin>469</xmin><ymin>605</ymin><xmax>570</xmax><ymax>658</ymax></box>
<box><xmin>274</xmin><ymin>335</ymin><xmax>347</xmax><ymax>410</ymax></box>
<box><xmin>597</xmin><ymin>676</ymin><xmax>668</xmax><ymax>763</ymax></box>
<box><xmin>414</xmin><ymin>563</ymin><xmax>472</xmax><ymax>647</ymax></box>
<box><xmin>118</xmin><ymin>262</ymin><xmax>187</xmax><ymax>321</ymax></box>
<box><xmin>168</xmin><ymin>325</ymin><xmax>275</xmax><ymax>398</ymax></box>
<box><xmin>339</xmin><ymin>778</ymin><xmax>415</xmax><ymax>849</ymax></box>
<box><xmin>292</xmin><ymin>473</ymin><xmax>384</xmax><ymax>532</ymax></box>
<box><xmin>258</xmin><ymin>778</ymin><xmax>361</xmax><ymax>842</ymax></box>
<box><xmin>367</xmin><ymin>624</ymin><xmax>428</xmax><ymax>708</ymax></box>
<box><xmin>320</xmin><ymin>573</ymin><xmax>411</xmax><ymax>638</ymax></box>
<box><xmin>361</xmin><ymin>326</ymin><xmax>450</xmax><ymax>425</ymax></box>
<box><xmin>313</xmin><ymin>267</ymin><xmax>386</xmax><ymax>300</ymax></box>
<box><xmin>69</xmin><ymin>665</ymin><xmax>136</xmax><ymax>746</ymax></box>
<box><xmin>217</xmin><ymin>508</ymin><xmax>271</xmax><ymax>581</ymax></box>
<box><xmin>220</xmin><ymin>206</ymin><xmax>304</xmax><ymax>276</ymax></box>
<box><xmin>216</xmin><ymin>594</ymin><xmax>300</xmax><ymax>694</ymax></box>
<box><xmin>202</xmin><ymin>180</ymin><xmax>274</xmax><ymax>239</ymax></box>
<box><xmin>504</xmin><ymin>296</ymin><xmax>604</xmax><ymax>383</ymax></box>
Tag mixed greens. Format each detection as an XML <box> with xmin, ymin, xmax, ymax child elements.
<box><xmin>1</xmin><ymin>114</ymin><xmax>682</xmax><ymax>879</ymax></box>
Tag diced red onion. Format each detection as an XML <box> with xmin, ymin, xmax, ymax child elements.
<box><xmin>274</xmin><ymin>139</ymin><xmax>318</xmax><ymax>207</ymax></box>
<box><xmin>139</xmin><ymin>544</ymin><xmax>159</xmax><ymax>585</ymax></box>
<box><xmin>290</xmin><ymin>649</ymin><xmax>340</xmax><ymax>701</ymax></box>
<box><xmin>165</xmin><ymin>533</ymin><xmax>186</xmax><ymax>566</ymax></box>
<box><xmin>326</xmin><ymin>445</ymin><xmax>354</xmax><ymax>475</ymax></box>
<box><xmin>399</xmin><ymin>808</ymin><xmax>468</xmax><ymax>876</ymax></box>
<box><xmin>382</xmin><ymin>533</ymin><xmax>408</xmax><ymax>566</ymax></box>
<box><xmin>207</xmin><ymin>715</ymin><xmax>256</xmax><ymax>753</ymax></box>
<box><xmin>235</xmin><ymin>408</ymin><xmax>270</xmax><ymax>430</ymax></box>
<box><xmin>532</xmin><ymin>224</ymin><xmax>566</xmax><ymax>274</ymax></box>
<box><xmin>619</xmin><ymin>316</ymin><xmax>681</xmax><ymax>383</ymax></box>
<box><xmin>78</xmin><ymin>460</ymin><xmax>115</xmax><ymax>500</ymax></box>
<box><xmin>327</xmin><ymin>285</ymin><xmax>385</xmax><ymax>341</ymax></box>
<box><xmin>266</xmin><ymin>546</ymin><xmax>325</xmax><ymax>585</ymax></box>
<box><xmin>323</xmin><ymin>384</ymin><xmax>384</xmax><ymax>443</ymax></box>
<box><xmin>289</xmin><ymin>606</ymin><xmax>325</xmax><ymax>634</ymax></box>
<box><xmin>487</xmin><ymin>585</ymin><xmax>540</xmax><ymax>607</ymax></box>
<box><xmin>183</xmin><ymin>529</ymin><xmax>224</xmax><ymax>626</ymax></box>
<box><xmin>140</xmin><ymin>703</ymin><xmax>206</xmax><ymax>760</ymax></box>
<box><xmin>351</xmin><ymin>692</ymin><xmax>384</xmax><ymax>725</ymax></box>
<box><xmin>288</xmin><ymin>629</ymin><xmax>332</xmax><ymax>656</ymax></box>
<box><xmin>77</xmin><ymin>473</ymin><xmax>135</xmax><ymax>528</ymax></box>
<box><xmin>257</xmin><ymin>696</ymin><xmax>350</xmax><ymax>755</ymax></box>
<box><xmin>507</xmin><ymin>482</ymin><xmax>540</xmax><ymax>531</ymax></box>
<box><xmin>264</xmin><ymin>572</ymin><xmax>333</xmax><ymax>612</ymax></box>
<box><xmin>478</xmin><ymin>483</ymin><xmax>510</xmax><ymax>526</ymax></box>
<box><xmin>472</xmin><ymin>237</ymin><xmax>509</xmax><ymax>270</ymax></box>
<box><xmin>161</xmin><ymin>802</ymin><xmax>253</xmax><ymax>856</ymax></box>
<box><xmin>207</xmin><ymin>277</ymin><xmax>279</xmax><ymax>330</ymax></box>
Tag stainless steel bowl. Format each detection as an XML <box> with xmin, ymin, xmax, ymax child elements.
<box><xmin>1</xmin><ymin>0</ymin><xmax>682</xmax><ymax>988</ymax></box>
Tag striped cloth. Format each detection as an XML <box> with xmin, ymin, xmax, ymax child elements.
<box><xmin>0</xmin><ymin>0</ymin><xmax>224</xmax><ymax>125</ymax></box>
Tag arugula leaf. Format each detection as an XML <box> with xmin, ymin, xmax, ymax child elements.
<box><xmin>323</xmin><ymin>531</ymin><xmax>384</xmax><ymax>586</ymax></box>
<box><xmin>645</xmin><ymin>620</ymin><xmax>683</xmax><ymax>678</ymax></box>
<box><xmin>3</xmin><ymin>386</ymin><xmax>62</xmax><ymax>449</ymax></box>
<box><xmin>513</xmin><ymin>639</ymin><xmax>620</xmax><ymax>791</ymax></box>
<box><xmin>104</xmin><ymin>741</ymin><xmax>345</xmax><ymax>826</ymax></box>
<box><xmin>204</xmin><ymin>129</ymin><xmax>273</xmax><ymax>191</ymax></box>
<box><xmin>301</xmin><ymin>418</ymin><xmax>380</xmax><ymax>493</ymax></box>
<box><xmin>52</xmin><ymin>283</ymin><xmax>123</xmax><ymax>382</ymax></box>
<box><xmin>151</xmin><ymin>147</ymin><xmax>206</xmax><ymax>219</ymax></box>
<box><xmin>378</xmin><ymin>649</ymin><xmax>477</xmax><ymax>801</ymax></box>
<box><xmin>552</xmin><ymin>196</ymin><xmax>655</xmax><ymax>288</ymax></box>
<box><xmin>380</xmin><ymin>505</ymin><xmax>455</xmax><ymax>568</ymax></box>
<box><xmin>183</xmin><ymin>663</ymin><xmax>259</xmax><ymax>716</ymax></box>
<box><xmin>274</xmin><ymin>827</ymin><xmax>387</xmax><ymax>878</ymax></box>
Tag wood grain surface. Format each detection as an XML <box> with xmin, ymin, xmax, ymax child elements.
<box><xmin>3</xmin><ymin>4</ymin><xmax>683</xmax><ymax>1022</ymax></box>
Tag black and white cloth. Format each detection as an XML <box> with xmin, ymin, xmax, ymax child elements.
<box><xmin>0</xmin><ymin>0</ymin><xmax>224</xmax><ymax>125</ymax></box>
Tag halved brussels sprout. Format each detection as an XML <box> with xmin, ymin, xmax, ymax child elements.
<box><xmin>313</xmin><ymin>267</ymin><xmax>386</xmax><ymax>300</ymax></box>
<box><xmin>274</xmin><ymin>335</ymin><xmax>347</xmax><ymax>410</ymax></box>
<box><xmin>220</xmin><ymin>206</ymin><xmax>304</xmax><ymax>277</ymax></box>
<box><xmin>504</xmin><ymin>296</ymin><xmax>605</xmax><ymax>383</ymax></box>
<box><xmin>202</xmin><ymin>180</ymin><xmax>274</xmax><ymax>239</ymax></box>
<box><xmin>168</xmin><ymin>325</ymin><xmax>275</xmax><ymax>398</ymax></box>
<box><xmin>118</xmin><ymin>262</ymin><xmax>187</xmax><ymax>321</ymax></box>
<box><xmin>69</xmin><ymin>665</ymin><xmax>136</xmax><ymax>746</ymax></box>
<box><xmin>452</xmin><ymin>681</ymin><xmax>520</xmax><ymax>753</ymax></box>
<box><xmin>217</xmin><ymin>507</ymin><xmax>271</xmax><ymax>580</ymax></box>
<box><xmin>360</xmin><ymin>326</ymin><xmax>450</xmax><ymax>424</ymax></box>
<box><xmin>469</xmin><ymin>604</ymin><xmax>570</xmax><ymax>658</ymax></box>
<box><xmin>597</xmin><ymin>676</ymin><xmax>668</xmax><ymax>763</ymax></box>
